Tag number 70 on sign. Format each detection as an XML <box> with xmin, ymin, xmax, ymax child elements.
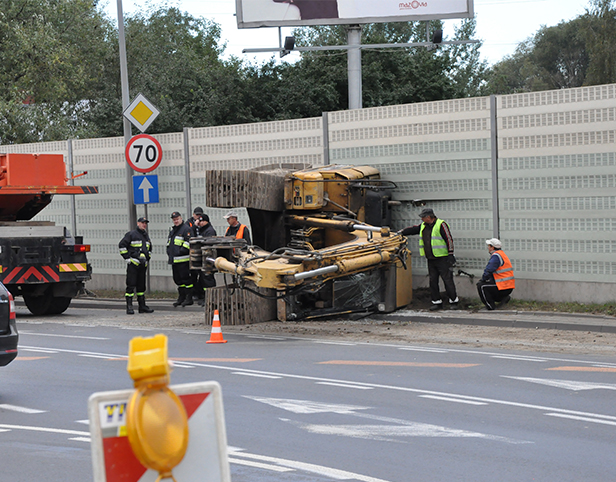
<box><xmin>125</xmin><ymin>134</ymin><xmax>163</xmax><ymax>173</ymax></box>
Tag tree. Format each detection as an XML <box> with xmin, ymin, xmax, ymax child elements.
<box><xmin>483</xmin><ymin>0</ymin><xmax>616</xmax><ymax>94</ymax></box>
<box><xmin>580</xmin><ymin>0</ymin><xmax>616</xmax><ymax>85</ymax></box>
<box><xmin>0</xmin><ymin>0</ymin><xmax>112</xmax><ymax>144</ymax></box>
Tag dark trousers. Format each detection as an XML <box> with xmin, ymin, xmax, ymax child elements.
<box><xmin>192</xmin><ymin>271</ymin><xmax>216</xmax><ymax>297</ymax></box>
<box><xmin>477</xmin><ymin>281</ymin><xmax>513</xmax><ymax>310</ymax></box>
<box><xmin>125</xmin><ymin>263</ymin><xmax>147</xmax><ymax>295</ymax></box>
<box><xmin>172</xmin><ymin>262</ymin><xmax>191</xmax><ymax>288</ymax></box>
<box><xmin>427</xmin><ymin>257</ymin><xmax>458</xmax><ymax>304</ymax></box>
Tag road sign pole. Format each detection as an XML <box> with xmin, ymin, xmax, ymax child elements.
<box><xmin>116</xmin><ymin>0</ymin><xmax>137</xmax><ymax>230</ymax></box>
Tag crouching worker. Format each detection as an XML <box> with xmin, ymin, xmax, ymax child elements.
<box><xmin>477</xmin><ymin>238</ymin><xmax>515</xmax><ymax>310</ymax></box>
<box><xmin>119</xmin><ymin>217</ymin><xmax>154</xmax><ymax>314</ymax></box>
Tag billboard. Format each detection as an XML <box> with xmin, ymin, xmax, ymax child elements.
<box><xmin>236</xmin><ymin>0</ymin><xmax>474</xmax><ymax>29</ymax></box>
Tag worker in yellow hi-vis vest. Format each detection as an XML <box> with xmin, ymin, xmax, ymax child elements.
<box><xmin>398</xmin><ymin>208</ymin><xmax>458</xmax><ymax>311</ymax></box>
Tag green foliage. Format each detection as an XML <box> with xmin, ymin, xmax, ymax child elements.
<box><xmin>483</xmin><ymin>0</ymin><xmax>616</xmax><ymax>94</ymax></box>
<box><xmin>0</xmin><ymin>0</ymin><xmax>113</xmax><ymax>143</ymax></box>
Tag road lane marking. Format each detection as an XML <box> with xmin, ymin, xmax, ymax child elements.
<box><xmin>78</xmin><ymin>354</ymin><xmax>125</xmax><ymax>360</ymax></box>
<box><xmin>313</xmin><ymin>341</ymin><xmax>358</xmax><ymax>346</ymax></box>
<box><xmin>15</xmin><ymin>356</ymin><xmax>49</xmax><ymax>361</ymax></box>
<box><xmin>171</xmin><ymin>358</ymin><xmax>262</xmax><ymax>362</ymax></box>
<box><xmin>316</xmin><ymin>382</ymin><xmax>374</xmax><ymax>390</ymax></box>
<box><xmin>245</xmin><ymin>397</ymin><xmax>371</xmax><ymax>414</ymax></box>
<box><xmin>21</xmin><ymin>343</ymin><xmax>616</xmax><ymax>428</ymax></box>
<box><xmin>419</xmin><ymin>395</ymin><xmax>488</xmax><ymax>406</ymax></box>
<box><xmin>20</xmin><ymin>348</ymin><xmax>58</xmax><ymax>354</ymax></box>
<box><xmin>491</xmin><ymin>355</ymin><xmax>547</xmax><ymax>362</ymax></box>
<box><xmin>233</xmin><ymin>372</ymin><xmax>282</xmax><ymax>379</ymax></box>
<box><xmin>246</xmin><ymin>335</ymin><xmax>288</xmax><ymax>340</ymax></box>
<box><xmin>0</xmin><ymin>404</ymin><xmax>47</xmax><ymax>414</ymax></box>
<box><xmin>547</xmin><ymin>366</ymin><xmax>616</xmax><ymax>372</ymax></box>
<box><xmin>545</xmin><ymin>413</ymin><xmax>616</xmax><ymax>426</ymax></box>
<box><xmin>228</xmin><ymin>457</ymin><xmax>294</xmax><ymax>472</ymax></box>
<box><xmin>282</xmin><ymin>418</ymin><xmax>527</xmax><ymax>444</ymax></box>
<box><xmin>69</xmin><ymin>437</ymin><xmax>91</xmax><ymax>443</ymax></box>
<box><xmin>318</xmin><ymin>360</ymin><xmax>479</xmax><ymax>368</ymax></box>
<box><xmin>398</xmin><ymin>347</ymin><xmax>449</xmax><ymax>353</ymax></box>
<box><xmin>18</xmin><ymin>331</ymin><xmax>109</xmax><ymax>340</ymax></box>
<box><xmin>0</xmin><ymin>424</ymin><xmax>89</xmax><ymax>436</ymax></box>
<box><xmin>229</xmin><ymin>448</ymin><xmax>393</xmax><ymax>482</ymax></box>
<box><xmin>231</xmin><ymin>332</ymin><xmax>616</xmax><ymax>368</ymax></box>
<box><xmin>503</xmin><ymin>376</ymin><xmax>616</xmax><ymax>391</ymax></box>
<box><xmin>75</xmin><ymin>420</ymin><xmax>89</xmax><ymax>425</ymax></box>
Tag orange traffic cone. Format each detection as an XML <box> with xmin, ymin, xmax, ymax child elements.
<box><xmin>206</xmin><ymin>309</ymin><xmax>227</xmax><ymax>344</ymax></box>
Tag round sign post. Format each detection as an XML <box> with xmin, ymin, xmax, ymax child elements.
<box><xmin>125</xmin><ymin>134</ymin><xmax>163</xmax><ymax>173</ymax></box>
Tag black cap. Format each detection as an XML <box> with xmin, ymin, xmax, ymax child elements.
<box><xmin>193</xmin><ymin>206</ymin><xmax>204</xmax><ymax>214</ymax></box>
<box><xmin>419</xmin><ymin>208</ymin><xmax>435</xmax><ymax>218</ymax></box>
<box><xmin>200</xmin><ymin>214</ymin><xmax>210</xmax><ymax>223</ymax></box>
<box><xmin>171</xmin><ymin>211</ymin><xmax>181</xmax><ymax>218</ymax></box>
<box><xmin>137</xmin><ymin>217</ymin><xmax>149</xmax><ymax>224</ymax></box>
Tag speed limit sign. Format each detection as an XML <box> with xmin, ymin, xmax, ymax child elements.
<box><xmin>125</xmin><ymin>134</ymin><xmax>163</xmax><ymax>173</ymax></box>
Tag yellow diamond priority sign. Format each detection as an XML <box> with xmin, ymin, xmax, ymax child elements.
<box><xmin>123</xmin><ymin>93</ymin><xmax>160</xmax><ymax>133</ymax></box>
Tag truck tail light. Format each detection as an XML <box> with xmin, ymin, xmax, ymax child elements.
<box><xmin>8</xmin><ymin>293</ymin><xmax>15</xmax><ymax>320</ymax></box>
<box><xmin>74</xmin><ymin>244</ymin><xmax>90</xmax><ymax>253</ymax></box>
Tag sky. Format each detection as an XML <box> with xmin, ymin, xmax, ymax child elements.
<box><xmin>103</xmin><ymin>0</ymin><xmax>590</xmax><ymax>65</ymax></box>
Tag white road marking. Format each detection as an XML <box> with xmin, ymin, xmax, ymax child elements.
<box><xmin>492</xmin><ymin>355</ymin><xmax>547</xmax><ymax>362</ymax></box>
<box><xmin>233</xmin><ymin>372</ymin><xmax>282</xmax><ymax>379</ymax></box>
<box><xmin>228</xmin><ymin>457</ymin><xmax>294</xmax><ymax>472</ymax></box>
<box><xmin>245</xmin><ymin>397</ymin><xmax>372</xmax><ymax>414</ymax></box>
<box><xmin>313</xmin><ymin>341</ymin><xmax>357</xmax><ymax>346</ymax></box>
<box><xmin>503</xmin><ymin>376</ymin><xmax>616</xmax><ymax>391</ymax></box>
<box><xmin>545</xmin><ymin>413</ymin><xmax>616</xmax><ymax>426</ymax></box>
<box><xmin>69</xmin><ymin>437</ymin><xmax>91</xmax><ymax>442</ymax></box>
<box><xmin>398</xmin><ymin>347</ymin><xmax>449</xmax><ymax>353</ymax></box>
<box><xmin>419</xmin><ymin>395</ymin><xmax>488</xmax><ymax>406</ymax></box>
<box><xmin>75</xmin><ymin>420</ymin><xmax>90</xmax><ymax>425</ymax></box>
<box><xmin>0</xmin><ymin>429</ymin><xmax>10</xmax><ymax>433</ymax></box>
<box><xmin>0</xmin><ymin>404</ymin><xmax>47</xmax><ymax>414</ymax></box>
<box><xmin>229</xmin><ymin>448</ymin><xmax>393</xmax><ymax>482</ymax></box>
<box><xmin>246</xmin><ymin>335</ymin><xmax>287</xmax><ymax>340</ymax></box>
<box><xmin>20</xmin><ymin>343</ymin><xmax>616</xmax><ymax>429</ymax></box>
<box><xmin>0</xmin><ymin>424</ymin><xmax>89</xmax><ymax>436</ymax></box>
<box><xmin>283</xmin><ymin>418</ymin><xmax>528</xmax><ymax>444</ymax></box>
<box><xmin>78</xmin><ymin>354</ymin><xmax>124</xmax><ymax>360</ymax></box>
<box><xmin>18</xmin><ymin>331</ymin><xmax>108</xmax><ymax>340</ymax></box>
<box><xmin>20</xmin><ymin>348</ymin><xmax>58</xmax><ymax>354</ymax></box>
<box><xmin>316</xmin><ymin>382</ymin><xmax>374</xmax><ymax>390</ymax></box>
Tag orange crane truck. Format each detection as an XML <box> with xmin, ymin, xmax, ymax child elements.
<box><xmin>0</xmin><ymin>153</ymin><xmax>98</xmax><ymax>315</ymax></box>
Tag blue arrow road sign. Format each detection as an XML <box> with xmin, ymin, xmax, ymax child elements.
<box><xmin>133</xmin><ymin>174</ymin><xmax>159</xmax><ymax>204</ymax></box>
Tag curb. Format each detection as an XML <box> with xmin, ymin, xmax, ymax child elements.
<box><xmin>372</xmin><ymin>310</ymin><xmax>616</xmax><ymax>334</ymax></box>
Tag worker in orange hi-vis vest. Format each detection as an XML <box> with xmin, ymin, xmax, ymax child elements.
<box><xmin>223</xmin><ymin>211</ymin><xmax>252</xmax><ymax>245</ymax></box>
<box><xmin>477</xmin><ymin>238</ymin><xmax>515</xmax><ymax>311</ymax></box>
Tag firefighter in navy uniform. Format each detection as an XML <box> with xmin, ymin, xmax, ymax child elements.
<box><xmin>119</xmin><ymin>217</ymin><xmax>154</xmax><ymax>315</ymax></box>
<box><xmin>224</xmin><ymin>211</ymin><xmax>251</xmax><ymax>244</ymax></box>
<box><xmin>191</xmin><ymin>214</ymin><xmax>217</xmax><ymax>306</ymax></box>
<box><xmin>185</xmin><ymin>206</ymin><xmax>204</xmax><ymax>231</ymax></box>
<box><xmin>167</xmin><ymin>211</ymin><xmax>194</xmax><ymax>307</ymax></box>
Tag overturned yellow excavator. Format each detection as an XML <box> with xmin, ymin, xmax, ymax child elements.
<box><xmin>190</xmin><ymin>165</ymin><xmax>411</xmax><ymax>321</ymax></box>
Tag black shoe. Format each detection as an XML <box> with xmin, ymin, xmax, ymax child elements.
<box><xmin>181</xmin><ymin>297</ymin><xmax>194</xmax><ymax>307</ymax></box>
<box><xmin>497</xmin><ymin>295</ymin><xmax>511</xmax><ymax>308</ymax></box>
<box><xmin>197</xmin><ymin>298</ymin><xmax>205</xmax><ymax>306</ymax></box>
<box><xmin>429</xmin><ymin>304</ymin><xmax>443</xmax><ymax>311</ymax></box>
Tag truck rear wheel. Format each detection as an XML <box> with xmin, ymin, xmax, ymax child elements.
<box><xmin>47</xmin><ymin>297</ymin><xmax>72</xmax><ymax>315</ymax></box>
<box><xmin>23</xmin><ymin>292</ymin><xmax>53</xmax><ymax>315</ymax></box>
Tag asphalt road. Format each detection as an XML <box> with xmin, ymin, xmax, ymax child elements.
<box><xmin>2</xmin><ymin>306</ymin><xmax>616</xmax><ymax>481</ymax></box>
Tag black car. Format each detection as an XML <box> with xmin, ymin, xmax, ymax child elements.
<box><xmin>0</xmin><ymin>282</ymin><xmax>18</xmax><ymax>366</ymax></box>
